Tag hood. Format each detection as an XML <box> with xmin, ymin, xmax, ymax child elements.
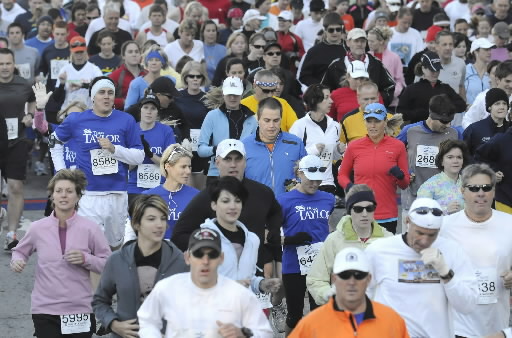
<box><xmin>337</xmin><ymin>215</ymin><xmax>387</xmax><ymax>240</ymax></box>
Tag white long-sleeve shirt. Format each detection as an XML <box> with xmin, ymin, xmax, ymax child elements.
<box><xmin>441</xmin><ymin>210</ymin><xmax>512</xmax><ymax>337</ymax></box>
<box><xmin>137</xmin><ymin>273</ymin><xmax>273</xmax><ymax>338</ymax></box>
<box><xmin>365</xmin><ymin>234</ymin><xmax>478</xmax><ymax>338</ymax></box>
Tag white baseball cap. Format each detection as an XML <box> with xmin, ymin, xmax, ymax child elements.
<box><xmin>298</xmin><ymin>155</ymin><xmax>325</xmax><ymax>181</ymax></box>
<box><xmin>347</xmin><ymin>28</ymin><xmax>367</xmax><ymax>41</ymax></box>
<box><xmin>333</xmin><ymin>247</ymin><xmax>370</xmax><ymax>274</ymax></box>
<box><xmin>243</xmin><ymin>9</ymin><xmax>266</xmax><ymax>25</ymax></box>
<box><xmin>408</xmin><ymin>198</ymin><xmax>444</xmax><ymax>229</ymax></box>
<box><xmin>470</xmin><ymin>38</ymin><xmax>495</xmax><ymax>53</ymax></box>
<box><xmin>278</xmin><ymin>10</ymin><xmax>293</xmax><ymax>21</ymax></box>
<box><xmin>216</xmin><ymin>139</ymin><xmax>246</xmax><ymax>158</ymax></box>
<box><xmin>222</xmin><ymin>76</ymin><xmax>244</xmax><ymax>96</ymax></box>
<box><xmin>348</xmin><ymin>60</ymin><xmax>369</xmax><ymax>79</ymax></box>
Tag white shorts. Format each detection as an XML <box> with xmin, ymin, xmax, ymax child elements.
<box><xmin>78</xmin><ymin>193</ymin><xmax>128</xmax><ymax>247</ymax></box>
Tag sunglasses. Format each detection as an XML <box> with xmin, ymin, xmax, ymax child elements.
<box><xmin>411</xmin><ymin>207</ymin><xmax>444</xmax><ymax>217</ymax></box>
<box><xmin>253</xmin><ymin>44</ymin><xmax>265</xmax><ymax>49</ymax></box>
<box><xmin>352</xmin><ymin>204</ymin><xmax>376</xmax><ymax>213</ymax></box>
<box><xmin>191</xmin><ymin>249</ymin><xmax>221</xmax><ymax>259</ymax></box>
<box><xmin>166</xmin><ymin>146</ymin><xmax>188</xmax><ymax>163</ymax></box>
<box><xmin>266</xmin><ymin>52</ymin><xmax>281</xmax><ymax>56</ymax></box>
<box><xmin>465</xmin><ymin>184</ymin><xmax>493</xmax><ymax>193</ymax></box>
<box><xmin>363</xmin><ymin>109</ymin><xmax>386</xmax><ymax>116</ymax></box>
<box><xmin>437</xmin><ymin>118</ymin><xmax>453</xmax><ymax>124</ymax></box>
<box><xmin>337</xmin><ymin>270</ymin><xmax>369</xmax><ymax>280</ymax></box>
<box><xmin>87</xmin><ymin>16</ymin><xmax>99</xmax><ymax>20</ymax></box>
<box><xmin>300</xmin><ymin>166</ymin><xmax>327</xmax><ymax>173</ymax></box>
<box><xmin>327</xmin><ymin>27</ymin><xmax>343</xmax><ymax>33</ymax></box>
<box><xmin>71</xmin><ymin>41</ymin><xmax>86</xmax><ymax>48</ymax></box>
<box><xmin>187</xmin><ymin>74</ymin><xmax>204</xmax><ymax>79</ymax></box>
<box><xmin>258</xmin><ymin>86</ymin><xmax>277</xmax><ymax>94</ymax></box>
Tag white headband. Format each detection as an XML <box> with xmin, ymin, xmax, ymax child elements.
<box><xmin>90</xmin><ymin>79</ymin><xmax>115</xmax><ymax>99</ymax></box>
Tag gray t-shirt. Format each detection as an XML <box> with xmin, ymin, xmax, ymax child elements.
<box><xmin>439</xmin><ymin>56</ymin><xmax>466</xmax><ymax>94</ymax></box>
<box><xmin>13</xmin><ymin>45</ymin><xmax>40</xmax><ymax>84</ymax></box>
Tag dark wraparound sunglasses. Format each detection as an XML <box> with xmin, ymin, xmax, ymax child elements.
<box><xmin>352</xmin><ymin>205</ymin><xmax>376</xmax><ymax>213</ymax></box>
<box><xmin>327</xmin><ymin>27</ymin><xmax>343</xmax><ymax>33</ymax></box>
<box><xmin>187</xmin><ymin>74</ymin><xmax>204</xmax><ymax>79</ymax></box>
<box><xmin>192</xmin><ymin>249</ymin><xmax>221</xmax><ymax>259</ymax></box>
<box><xmin>411</xmin><ymin>207</ymin><xmax>444</xmax><ymax>217</ymax></box>
<box><xmin>300</xmin><ymin>167</ymin><xmax>327</xmax><ymax>173</ymax></box>
<box><xmin>465</xmin><ymin>184</ymin><xmax>493</xmax><ymax>193</ymax></box>
<box><xmin>338</xmin><ymin>270</ymin><xmax>369</xmax><ymax>280</ymax></box>
<box><xmin>266</xmin><ymin>52</ymin><xmax>281</xmax><ymax>56</ymax></box>
<box><xmin>258</xmin><ymin>86</ymin><xmax>277</xmax><ymax>94</ymax></box>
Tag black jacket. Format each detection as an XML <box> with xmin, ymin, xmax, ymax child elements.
<box><xmin>172</xmin><ymin>178</ymin><xmax>283</xmax><ymax>262</ymax></box>
<box><xmin>299</xmin><ymin>42</ymin><xmax>347</xmax><ymax>87</ymax></box>
<box><xmin>463</xmin><ymin>115</ymin><xmax>511</xmax><ymax>157</ymax></box>
<box><xmin>321</xmin><ymin>53</ymin><xmax>396</xmax><ymax>107</ymax></box>
<box><xmin>475</xmin><ymin>127</ymin><xmax>512</xmax><ymax>206</ymax></box>
<box><xmin>405</xmin><ymin>48</ymin><xmax>429</xmax><ymax>85</ymax></box>
<box><xmin>397</xmin><ymin>79</ymin><xmax>466</xmax><ymax>123</ymax></box>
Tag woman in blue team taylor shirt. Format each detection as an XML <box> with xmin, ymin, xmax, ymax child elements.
<box><xmin>127</xmin><ymin>93</ymin><xmax>175</xmax><ymax>205</ymax></box>
<box><xmin>125</xmin><ymin>144</ymin><xmax>199</xmax><ymax>241</ymax></box>
<box><xmin>278</xmin><ymin>154</ymin><xmax>335</xmax><ymax>334</ymax></box>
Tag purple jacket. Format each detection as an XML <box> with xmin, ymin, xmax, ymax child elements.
<box><xmin>12</xmin><ymin>212</ymin><xmax>111</xmax><ymax>315</ymax></box>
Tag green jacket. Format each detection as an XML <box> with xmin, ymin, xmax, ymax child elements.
<box><xmin>306</xmin><ymin>215</ymin><xmax>392</xmax><ymax>305</ymax></box>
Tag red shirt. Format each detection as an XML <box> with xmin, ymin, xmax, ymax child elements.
<box><xmin>277</xmin><ymin>31</ymin><xmax>305</xmax><ymax>58</ymax></box>
<box><xmin>338</xmin><ymin>135</ymin><xmax>409</xmax><ymax>220</ymax></box>
<box><xmin>198</xmin><ymin>0</ymin><xmax>231</xmax><ymax>25</ymax></box>
<box><xmin>341</xmin><ymin>14</ymin><xmax>355</xmax><ymax>31</ymax></box>
<box><xmin>109</xmin><ymin>64</ymin><xmax>147</xmax><ymax>109</ymax></box>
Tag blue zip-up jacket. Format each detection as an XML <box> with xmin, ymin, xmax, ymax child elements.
<box><xmin>242</xmin><ymin>130</ymin><xmax>306</xmax><ymax>196</ymax></box>
<box><xmin>463</xmin><ymin>115</ymin><xmax>511</xmax><ymax>158</ymax></box>
<box><xmin>197</xmin><ymin>104</ymin><xmax>257</xmax><ymax>176</ymax></box>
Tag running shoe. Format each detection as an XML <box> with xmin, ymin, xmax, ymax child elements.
<box><xmin>270</xmin><ymin>300</ymin><xmax>287</xmax><ymax>333</ymax></box>
<box><xmin>4</xmin><ymin>231</ymin><xmax>18</xmax><ymax>251</ymax></box>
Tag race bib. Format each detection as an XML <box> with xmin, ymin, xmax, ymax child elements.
<box><xmin>6</xmin><ymin>118</ymin><xmax>18</xmax><ymax>140</ymax></box>
<box><xmin>296</xmin><ymin>242</ymin><xmax>323</xmax><ymax>275</ymax></box>
<box><xmin>60</xmin><ymin>313</ymin><xmax>91</xmax><ymax>334</ymax></box>
<box><xmin>475</xmin><ymin>267</ymin><xmax>498</xmax><ymax>304</ymax></box>
<box><xmin>90</xmin><ymin>149</ymin><xmax>118</xmax><ymax>175</ymax></box>
<box><xmin>256</xmin><ymin>292</ymin><xmax>273</xmax><ymax>309</ymax></box>
<box><xmin>16</xmin><ymin>63</ymin><xmax>31</xmax><ymax>80</ymax></box>
<box><xmin>136</xmin><ymin>163</ymin><xmax>161</xmax><ymax>188</ymax></box>
<box><xmin>319</xmin><ymin>144</ymin><xmax>334</xmax><ymax>168</ymax></box>
<box><xmin>190</xmin><ymin>129</ymin><xmax>200</xmax><ymax>151</ymax></box>
<box><xmin>51</xmin><ymin>60</ymin><xmax>69</xmax><ymax>80</ymax></box>
<box><xmin>415</xmin><ymin>145</ymin><xmax>438</xmax><ymax>168</ymax></box>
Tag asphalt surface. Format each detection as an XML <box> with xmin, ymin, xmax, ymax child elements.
<box><xmin>0</xmin><ymin>157</ymin><xmax>348</xmax><ymax>338</ymax></box>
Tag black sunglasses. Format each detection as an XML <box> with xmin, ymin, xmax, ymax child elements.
<box><xmin>266</xmin><ymin>52</ymin><xmax>281</xmax><ymax>56</ymax></box>
<box><xmin>352</xmin><ymin>205</ymin><xmax>376</xmax><ymax>213</ymax></box>
<box><xmin>300</xmin><ymin>166</ymin><xmax>327</xmax><ymax>173</ymax></box>
<box><xmin>187</xmin><ymin>74</ymin><xmax>204</xmax><ymax>79</ymax></box>
<box><xmin>87</xmin><ymin>16</ymin><xmax>99</xmax><ymax>20</ymax></box>
<box><xmin>258</xmin><ymin>86</ymin><xmax>277</xmax><ymax>94</ymax></box>
<box><xmin>411</xmin><ymin>207</ymin><xmax>444</xmax><ymax>217</ymax></box>
<box><xmin>337</xmin><ymin>270</ymin><xmax>369</xmax><ymax>280</ymax></box>
<box><xmin>192</xmin><ymin>248</ymin><xmax>221</xmax><ymax>259</ymax></box>
<box><xmin>71</xmin><ymin>41</ymin><xmax>86</xmax><ymax>48</ymax></box>
<box><xmin>465</xmin><ymin>184</ymin><xmax>493</xmax><ymax>193</ymax></box>
<box><xmin>327</xmin><ymin>27</ymin><xmax>343</xmax><ymax>33</ymax></box>
<box><xmin>253</xmin><ymin>44</ymin><xmax>265</xmax><ymax>49</ymax></box>
<box><xmin>364</xmin><ymin>109</ymin><xmax>386</xmax><ymax>116</ymax></box>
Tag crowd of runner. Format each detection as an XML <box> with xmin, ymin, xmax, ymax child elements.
<box><xmin>1</xmin><ymin>0</ymin><xmax>512</xmax><ymax>337</ymax></box>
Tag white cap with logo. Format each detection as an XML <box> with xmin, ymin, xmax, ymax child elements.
<box><xmin>348</xmin><ymin>60</ymin><xmax>369</xmax><ymax>79</ymax></box>
<box><xmin>408</xmin><ymin>198</ymin><xmax>444</xmax><ymax>229</ymax></box>
<box><xmin>216</xmin><ymin>139</ymin><xmax>246</xmax><ymax>158</ymax></box>
<box><xmin>243</xmin><ymin>9</ymin><xmax>266</xmax><ymax>25</ymax></box>
<box><xmin>222</xmin><ymin>76</ymin><xmax>244</xmax><ymax>96</ymax></box>
<box><xmin>333</xmin><ymin>247</ymin><xmax>370</xmax><ymax>274</ymax></box>
<box><xmin>278</xmin><ymin>10</ymin><xmax>293</xmax><ymax>21</ymax></box>
<box><xmin>298</xmin><ymin>155</ymin><xmax>326</xmax><ymax>181</ymax></box>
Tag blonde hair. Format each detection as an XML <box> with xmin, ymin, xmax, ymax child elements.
<box><xmin>142</xmin><ymin>44</ymin><xmax>169</xmax><ymax>70</ymax></box>
<box><xmin>57</xmin><ymin>100</ymin><xmax>87</xmax><ymax>122</ymax></box>
<box><xmin>226</xmin><ymin>32</ymin><xmax>247</xmax><ymax>55</ymax></box>
<box><xmin>160</xmin><ymin>144</ymin><xmax>193</xmax><ymax>177</ymax></box>
<box><xmin>368</xmin><ymin>26</ymin><xmax>393</xmax><ymax>41</ymax></box>
<box><xmin>181</xmin><ymin>60</ymin><xmax>209</xmax><ymax>87</ymax></box>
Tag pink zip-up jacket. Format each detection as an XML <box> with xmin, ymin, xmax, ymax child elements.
<box><xmin>11</xmin><ymin>212</ymin><xmax>111</xmax><ymax>315</ymax></box>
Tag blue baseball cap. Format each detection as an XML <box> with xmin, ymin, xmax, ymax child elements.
<box><xmin>363</xmin><ymin>103</ymin><xmax>387</xmax><ymax>121</ymax></box>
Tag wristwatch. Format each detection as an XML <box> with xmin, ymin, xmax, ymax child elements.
<box><xmin>241</xmin><ymin>327</ymin><xmax>253</xmax><ymax>337</ymax></box>
<box><xmin>440</xmin><ymin>269</ymin><xmax>454</xmax><ymax>280</ymax></box>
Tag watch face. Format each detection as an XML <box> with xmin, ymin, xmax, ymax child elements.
<box><xmin>241</xmin><ymin>327</ymin><xmax>253</xmax><ymax>337</ymax></box>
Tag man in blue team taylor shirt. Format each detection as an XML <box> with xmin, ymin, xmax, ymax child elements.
<box><xmin>50</xmin><ymin>76</ymin><xmax>144</xmax><ymax>248</ymax></box>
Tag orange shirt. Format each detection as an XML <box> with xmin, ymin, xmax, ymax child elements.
<box><xmin>132</xmin><ymin>0</ymin><xmax>154</xmax><ymax>9</ymax></box>
<box><xmin>342</xmin><ymin>14</ymin><xmax>355</xmax><ymax>31</ymax></box>
<box><xmin>269</xmin><ymin>4</ymin><xmax>290</xmax><ymax>16</ymax></box>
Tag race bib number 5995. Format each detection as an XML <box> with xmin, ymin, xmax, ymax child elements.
<box><xmin>60</xmin><ymin>313</ymin><xmax>91</xmax><ymax>334</ymax></box>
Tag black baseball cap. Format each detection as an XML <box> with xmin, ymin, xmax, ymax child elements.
<box><xmin>421</xmin><ymin>51</ymin><xmax>443</xmax><ymax>72</ymax></box>
<box><xmin>149</xmin><ymin>76</ymin><xmax>179</xmax><ymax>97</ymax></box>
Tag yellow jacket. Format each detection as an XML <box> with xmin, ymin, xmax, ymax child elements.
<box><xmin>240</xmin><ymin>95</ymin><xmax>298</xmax><ymax>132</ymax></box>
<box><xmin>340</xmin><ymin>108</ymin><xmax>396</xmax><ymax>144</ymax></box>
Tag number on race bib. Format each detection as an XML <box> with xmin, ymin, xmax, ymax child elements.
<box><xmin>415</xmin><ymin>145</ymin><xmax>439</xmax><ymax>168</ymax></box>
<box><xmin>90</xmin><ymin>149</ymin><xmax>118</xmax><ymax>175</ymax></box>
<box><xmin>296</xmin><ymin>242</ymin><xmax>323</xmax><ymax>275</ymax></box>
<box><xmin>189</xmin><ymin>129</ymin><xmax>200</xmax><ymax>151</ymax></box>
<box><xmin>60</xmin><ymin>313</ymin><xmax>90</xmax><ymax>334</ymax></box>
<box><xmin>6</xmin><ymin>118</ymin><xmax>18</xmax><ymax>140</ymax></box>
<box><xmin>475</xmin><ymin>267</ymin><xmax>498</xmax><ymax>304</ymax></box>
<box><xmin>136</xmin><ymin>164</ymin><xmax>161</xmax><ymax>188</ymax></box>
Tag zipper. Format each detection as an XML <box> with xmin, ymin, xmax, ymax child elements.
<box><xmin>349</xmin><ymin>313</ymin><xmax>358</xmax><ymax>336</ymax></box>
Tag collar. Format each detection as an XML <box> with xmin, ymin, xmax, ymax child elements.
<box><xmin>341</xmin><ymin>216</ymin><xmax>386</xmax><ymax>240</ymax></box>
<box><xmin>347</xmin><ymin>51</ymin><xmax>366</xmax><ymax>62</ymax></box>
<box><xmin>332</xmin><ymin>295</ymin><xmax>376</xmax><ymax>321</ymax></box>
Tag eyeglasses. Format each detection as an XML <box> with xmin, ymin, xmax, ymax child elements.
<box><xmin>337</xmin><ymin>270</ymin><xmax>369</xmax><ymax>280</ymax></box>
<box><xmin>465</xmin><ymin>184</ymin><xmax>493</xmax><ymax>193</ymax></box>
<box><xmin>266</xmin><ymin>52</ymin><xmax>281</xmax><ymax>56</ymax></box>
<box><xmin>191</xmin><ymin>249</ymin><xmax>221</xmax><ymax>259</ymax></box>
<box><xmin>258</xmin><ymin>86</ymin><xmax>277</xmax><ymax>94</ymax></box>
<box><xmin>187</xmin><ymin>74</ymin><xmax>204</xmax><ymax>79</ymax></box>
<box><xmin>300</xmin><ymin>166</ymin><xmax>327</xmax><ymax>173</ymax></box>
<box><xmin>71</xmin><ymin>41</ymin><xmax>86</xmax><ymax>48</ymax></box>
<box><xmin>352</xmin><ymin>205</ymin><xmax>376</xmax><ymax>213</ymax></box>
<box><xmin>411</xmin><ymin>207</ymin><xmax>444</xmax><ymax>217</ymax></box>
<box><xmin>253</xmin><ymin>44</ymin><xmax>265</xmax><ymax>49</ymax></box>
<box><xmin>327</xmin><ymin>27</ymin><xmax>343</xmax><ymax>33</ymax></box>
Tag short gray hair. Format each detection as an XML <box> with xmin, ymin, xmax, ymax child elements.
<box><xmin>460</xmin><ymin>163</ymin><xmax>496</xmax><ymax>188</ymax></box>
<box><xmin>103</xmin><ymin>2</ymin><xmax>121</xmax><ymax>15</ymax></box>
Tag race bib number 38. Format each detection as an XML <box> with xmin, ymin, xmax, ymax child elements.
<box><xmin>296</xmin><ymin>242</ymin><xmax>323</xmax><ymax>275</ymax></box>
<box><xmin>60</xmin><ymin>313</ymin><xmax>91</xmax><ymax>334</ymax></box>
<box><xmin>475</xmin><ymin>267</ymin><xmax>498</xmax><ymax>304</ymax></box>
<box><xmin>90</xmin><ymin>149</ymin><xmax>118</xmax><ymax>175</ymax></box>
<box><xmin>415</xmin><ymin>145</ymin><xmax>438</xmax><ymax>168</ymax></box>
<box><xmin>137</xmin><ymin>163</ymin><xmax>161</xmax><ymax>188</ymax></box>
